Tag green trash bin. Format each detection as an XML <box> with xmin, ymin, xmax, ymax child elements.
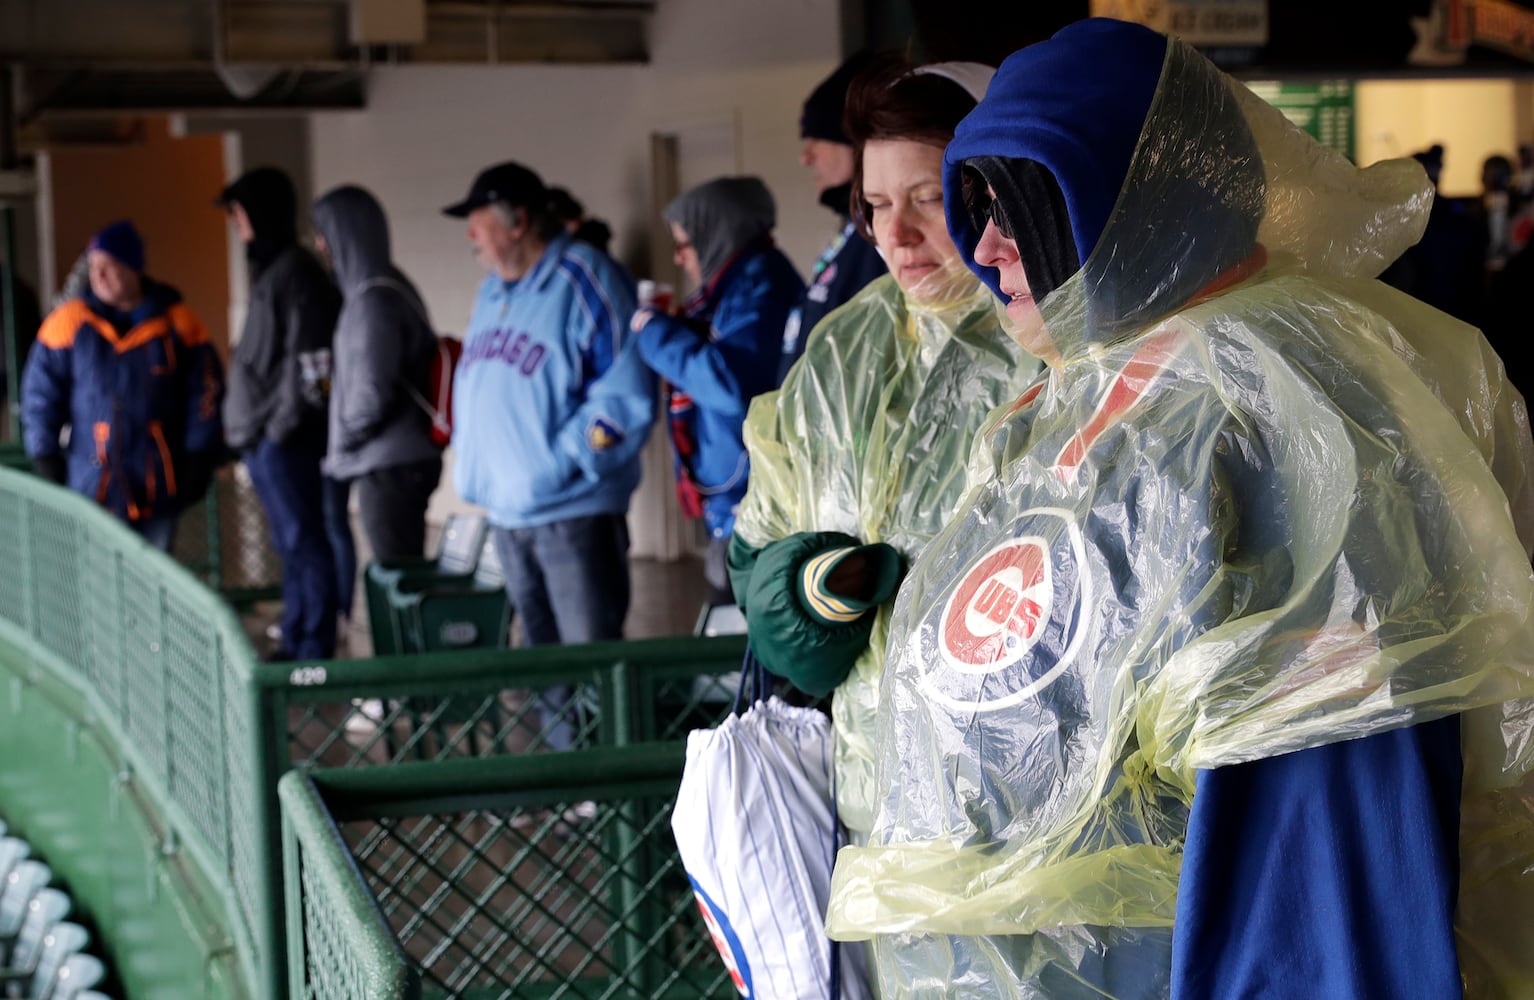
<box><xmin>364</xmin><ymin>513</ymin><xmax>487</xmax><ymax>655</ymax></box>
<box><xmin>388</xmin><ymin>534</ymin><xmax>509</xmax><ymax>654</ymax></box>
<box><xmin>388</xmin><ymin>536</ymin><xmax>515</xmax><ymax>756</ymax></box>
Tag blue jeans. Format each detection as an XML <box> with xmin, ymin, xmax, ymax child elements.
<box><xmin>321</xmin><ymin>475</ymin><xmax>357</xmax><ymax>620</ymax></box>
<box><xmin>135</xmin><ymin>514</ymin><xmax>180</xmax><ymax>554</ymax></box>
<box><xmin>245</xmin><ymin>439</ymin><xmax>337</xmax><ymax>659</ymax></box>
<box><xmin>492</xmin><ymin>513</ymin><xmax>630</xmax><ymax>750</ymax></box>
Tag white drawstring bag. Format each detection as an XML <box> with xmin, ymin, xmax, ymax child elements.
<box><xmin>672</xmin><ymin>669</ymin><xmax>872</xmax><ymax>999</ymax></box>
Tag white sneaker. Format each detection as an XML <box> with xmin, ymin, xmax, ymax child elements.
<box><xmin>343</xmin><ymin>699</ymin><xmax>388</xmax><ymax>734</ymax></box>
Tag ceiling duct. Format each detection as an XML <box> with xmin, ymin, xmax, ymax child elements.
<box><xmin>211</xmin><ymin>0</ymin><xmax>281</xmax><ymax>99</ymax></box>
<box><xmin>350</xmin><ymin>0</ymin><xmax>428</xmax><ymax>45</ymax></box>
<box><xmin>0</xmin><ymin>0</ymin><xmax>653</xmax><ymax>116</ymax></box>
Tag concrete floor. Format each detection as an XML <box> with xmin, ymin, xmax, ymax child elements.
<box><xmin>242</xmin><ymin>552</ymin><xmax>716</xmax><ymax>659</ymax></box>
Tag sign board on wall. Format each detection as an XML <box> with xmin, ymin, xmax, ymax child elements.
<box><xmin>1245</xmin><ymin>81</ymin><xmax>1355</xmax><ymax>161</ymax></box>
<box><xmin>1091</xmin><ymin>0</ymin><xmax>1270</xmax><ymax>47</ymax></box>
<box><xmin>1410</xmin><ymin>0</ymin><xmax>1534</xmax><ymax>65</ymax></box>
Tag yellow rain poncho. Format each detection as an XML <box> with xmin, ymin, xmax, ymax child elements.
<box><xmin>827</xmin><ymin>22</ymin><xmax>1534</xmax><ymax>999</ymax></box>
<box><xmin>731</xmin><ymin>264</ymin><xmax>1040</xmax><ymax>838</ymax></box>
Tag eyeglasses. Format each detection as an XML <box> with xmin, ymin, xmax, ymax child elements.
<box><xmin>962</xmin><ymin>167</ymin><xmax>1015</xmax><ymax>240</ymax></box>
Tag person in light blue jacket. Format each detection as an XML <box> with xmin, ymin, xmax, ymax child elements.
<box><xmin>631</xmin><ymin>176</ymin><xmax>805</xmax><ymax>602</ymax></box>
<box><xmin>444</xmin><ymin>161</ymin><xmax>655</xmax><ymax>749</ymax></box>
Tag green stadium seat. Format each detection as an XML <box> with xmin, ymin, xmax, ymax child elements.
<box><xmin>0</xmin><ymin>861</ymin><xmax>51</xmax><ymax>961</ymax></box>
<box><xmin>363</xmin><ymin>513</ymin><xmax>488</xmax><ymax>655</ymax></box>
<box><xmin>0</xmin><ymin>888</ymin><xmax>69</xmax><ymax>982</ymax></box>
<box><xmin>388</xmin><ymin>535</ymin><xmax>511</xmax><ymax>655</ymax></box>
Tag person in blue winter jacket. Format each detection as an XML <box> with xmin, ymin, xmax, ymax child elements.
<box><xmin>445</xmin><ymin>160</ymin><xmax>655</xmax><ymax>750</ymax></box>
<box><xmin>632</xmin><ymin>176</ymin><xmax>805</xmax><ymax>602</ymax></box>
<box><xmin>22</xmin><ymin>220</ymin><xmax>225</xmax><ymax>552</ymax></box>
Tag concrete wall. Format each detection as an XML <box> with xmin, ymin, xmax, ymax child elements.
<box><xmin>308</xmin><ymin>0</ymin><xmax>843</xmax><ymax>331</ymax></box>
<box><xmin>305</xmin><ymin>0</ymin><xmax>848</xmax><ymax>556</ymax></box>
<box><xmin>44</xmin><ymin>119</ymin><xmax>232</xmax><ymax>351</ymax></box>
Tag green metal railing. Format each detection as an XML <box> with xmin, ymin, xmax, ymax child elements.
<box><xmin>0</xmin><ymin>465</ymin><xmax>275</xmax><ymax>997</ymax></box>
<box><xmin>280</xmin><ymin>746</ymin><xmax>731</xmax><ymax>999</ymax></box>
<box><xmin>281</xmin><ymin>768</ymin><xmax>421</xmax><ymax>999</ymax></box>
<box><xmin>256</xmin><ymin>641</ymin><xmax>744</xmax><ymax>997</ymax></box>
<box><xmin>1</xmin><ymin>464</ymin><xmax>750</xmax><ymax>997</ymax></box>
<box><xmin>261</xmin><ymin>639</ymin><xmax>743</xmax><ymax>772</ymax></box>
<box><xmin>0</xmin><ymin>466</ymin><xmax>745</xmax><ymax>993</ymax></box>
<box><xmin>0</xmin><ymin>457</ymin><xmax>283</xmax><ymax>602</ymax></box>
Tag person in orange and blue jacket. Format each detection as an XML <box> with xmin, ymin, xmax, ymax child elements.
<box><xmin>21</xmin><ymin>221</ymin><xmax>226</xmax><ymax>552</ymax></box>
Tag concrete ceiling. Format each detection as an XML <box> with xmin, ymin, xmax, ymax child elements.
<box><xmin>0</xmin><ymin>0</ymin><xmax>652</xmax><ymax>115</ymax></box>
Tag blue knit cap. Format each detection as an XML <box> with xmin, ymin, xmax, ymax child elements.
<box><xmin>88</xmin><ymin>220</ymin><xmax>146</xmax><ymax>272</ymax></box>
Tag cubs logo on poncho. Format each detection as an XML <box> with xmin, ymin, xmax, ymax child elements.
<box><xmin>928</xmin><ymin>509</ymin><xmax>1089</xmax><ymax>712</ymax></box>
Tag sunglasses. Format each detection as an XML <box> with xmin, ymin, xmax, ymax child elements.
<box><xmin>962</xmin><ymin>166</ymin><xmax>1015</xmax><ymax>240</ymax></box>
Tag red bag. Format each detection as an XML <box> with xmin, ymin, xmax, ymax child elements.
<box><xmin>408</xmin><ymin>335</ymin><xmax>462</xmax><ymax>448</ymax></box>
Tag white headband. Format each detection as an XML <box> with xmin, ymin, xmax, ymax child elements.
<box><xmin>908</xmin><ymin>61</ymin><xmax>995</xmax><ymax>102</ymax></box>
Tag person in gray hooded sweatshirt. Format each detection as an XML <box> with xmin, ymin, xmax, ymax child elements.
<box><xmin>311</xmin><ymin>185</ymin><xmax>442</xmax><ymax>562</ymax></box>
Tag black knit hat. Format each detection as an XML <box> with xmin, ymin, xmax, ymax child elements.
<box><xmin>800</xmin><ymin>51</ymin><xmax>878</xmax><ymax>145</ymax></box>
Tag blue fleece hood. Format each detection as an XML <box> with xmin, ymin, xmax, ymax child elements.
<box><xmin>944</xmin><ymin>20</ymin><xmax>1274</xmax><ymax>356</ymax></box>
<box><xmin>943</xmin><ymin>19</ymin><xmax>1167</xmax><ymax>305</ymax></box>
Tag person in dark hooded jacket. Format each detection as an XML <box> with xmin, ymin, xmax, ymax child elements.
<box><xmin>779</xmin><ymin>53</ymin><xmax>889</xmax><ymax>383</ymax></box>
<box><xmin>220</xmin><ymin>167</ymin><xmax>342</xmax><ymax>660</ymax></box>
<box><xmin>631</xmin><ymin>176</ymin><xmax>804</xmax><ymax>601</ymax></box>
<box><xmin>311</xmin><ymin>185</ymin><xmax>442</xmax><ymax>562</ymax></box>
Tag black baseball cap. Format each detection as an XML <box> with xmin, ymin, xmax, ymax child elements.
<box><xmin>442</xmin><ymin>161</ymin><xmax>547</xmax><ymax>218</ymax></box>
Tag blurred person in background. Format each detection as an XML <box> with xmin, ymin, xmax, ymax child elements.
<box><xmin>1380</xmin><ymin>144</ymin><xmax>1484</xmax><ymax>324</ymax></box>
<box><xmin>312</xmin><ymin>185</ymin><xmax>442</xmax><ymax>564</ymax></box>
<box><xmin>547</xmin><ymin>186</ymin><xmax>585</xmax><ymax>236</ymax></box>
<box><xmin>0</xmin><ymin>262</ymin><xmax>41</xmax><ymax>429</ymax></box>
<box><xmin>1515</xmin><ymin>141</ymin><xmax>1534</xmax><ymax>209</ymax></box>
<box><xmin>220</xmin><ymin>166</ymin><xmax>342</xmax><ymax>659</ymax></box>
<box><xmin>445</xmin><ymin>160</ymin><xmax>655</xmax><ymax>749</ymax></box>
<box><xmin>1475</xmin><ymin>153</ymin><xmax>1517</xmax><ymax>274</ymax></box>
<box><xmin>573</xmin><ymin>217</ymin><xmax>614</xmax><ymax>256</ymax></box>
<box><xmin>23</xmin><ymin>220</ymin><xmax>225</xmax><ymax>550</ymax></box>
<box><xmin>779</xmin><ymin>52</ymin><xmax>890</xmax><ymax>382</ymax></box>
<box><xmin>631</xmin><ymin>176</ymin><xmax>804</xmax><ymax>602</ymax></box>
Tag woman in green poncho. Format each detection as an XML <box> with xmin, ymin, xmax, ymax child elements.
<box><xmin>727</xmin><ymin>55</ymin><xmax>1042</xmax><ymax>840</ymax></box>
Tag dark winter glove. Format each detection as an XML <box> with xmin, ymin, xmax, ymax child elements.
<box><xmin>32</xmin><ymin>453</ymin><xmax>66</xmax><ymax>485</ymax></box>
<box><xmin>744</xmin><ymin>531</ymin><xmax>906</xmax><ymax>698</ymax></box>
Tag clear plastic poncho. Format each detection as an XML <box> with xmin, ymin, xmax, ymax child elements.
<box><xmin>734</xmin><ymin>264</ymin><xmax>1041</xmax><ymax>838</ymax></box>
<box><xmin>826</xmin><ymin>37</ymin><xmax>1534</xmax><ymax>999</ymax></box>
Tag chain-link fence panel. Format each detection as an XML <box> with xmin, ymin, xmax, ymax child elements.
<box><xmin>177</xmin><ymin>464</ymin><xmax>284</xmax><ymax>601</ymax></box>
<box><xmin>281</xmin><ymin>747</ymin><xmax>730</xmax><ymax>1000</ymax></box>
<box><xmin>264</xmin><ymin>638</ymin><xmax>748</xmax><ymax>774</ymax></box>
<box><xmin>0</xmin><ymin>457</ymin><xmax>283</xmax><ymax>604</ymax></box>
